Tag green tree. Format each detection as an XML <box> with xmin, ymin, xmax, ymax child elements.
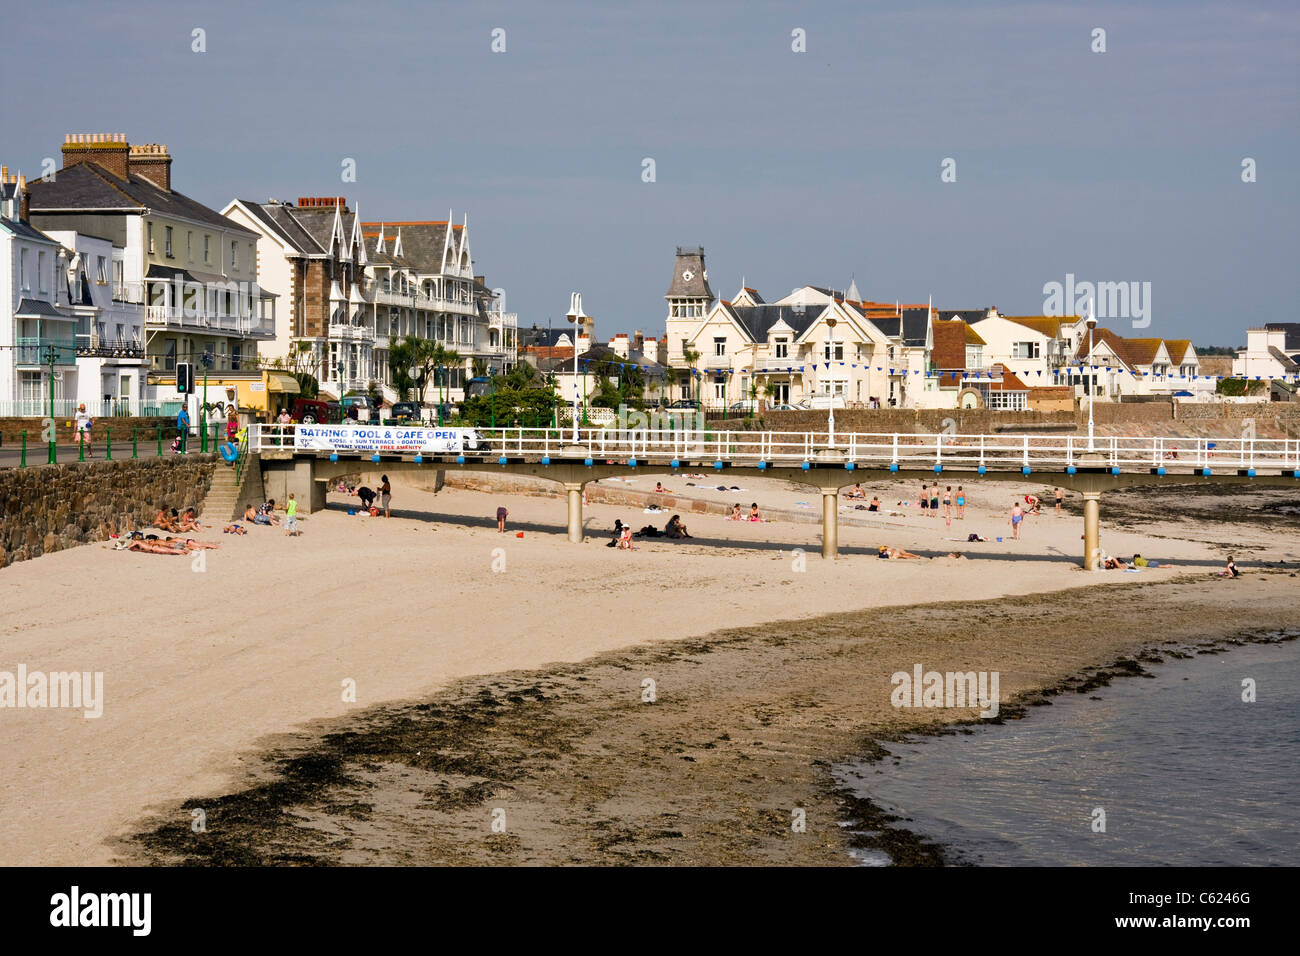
<box><xmin>681</xmin><ymin>347</ymin><xmax>701</xmax><ymax>403</ymax></box>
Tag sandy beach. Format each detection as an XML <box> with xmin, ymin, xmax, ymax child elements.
<box><xmin>1</xmin><ymin>472</ymin><xmax>1297</xmax><ymax>865</ymax></box>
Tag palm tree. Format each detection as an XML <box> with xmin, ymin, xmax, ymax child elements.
<box><xmin>682</xmin><ymin>346</ymin><xmax>701</xmax><ymax>403</ymax></box>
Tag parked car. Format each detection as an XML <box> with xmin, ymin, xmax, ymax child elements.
<box><xmin>768</xmin><ymin>403</ymin><xmax>801</xmax><ymax>411</ymax></box>
<box><xmin>665</xmin><ymin>398</ymin><xmax>701</xmax><ymax>410</ymax></box>
<box><xmin>389</xmin><ymin>401</ymin><xmax>424</xmax><ymax>424</ymax></box>
<box><xmin>728</xmin><ymin>401</ymin><xmax>759</xmax><ymax>413</ymax></box>
<box><xmin>290</xmin><ymin>398</ymin><xmax>342</xmax><ymax>424</ymax></box>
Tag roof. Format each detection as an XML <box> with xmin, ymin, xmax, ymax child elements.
<box><xmin>518</xmin><ymin>326</ymin><xmax>573</xmax><ymax>348</ymax></box>
<box><xmin>16</xmin><ymin>297</ymin><xmax>71</xmax><ymax>318</ymax></box>
<box><xmin>1163</xmin><ymin>339</ymin><xmax>1193</xmax><ymax>363</ymax></box>
<box><xmin>931</xmin><ymin>319</ymin><xmax>981</xmax><ymax>370</ymax></box>
<box><xmin>937</xmin><ymin>309</ymin><xmax>991</xmax><ymax>325</ymax></box>
<box><xmin>28</xmin><ymin>162</ymin><xmax>256</xmax><ymax>236</ymax></box>
<box><xmin>718</xmin><ymin>302</ymin><xmax>823</xmax><ymax>341</ymax></box>
<box><xmin>0</xmin><ymin>214</ymin><xmax>59</xmax><ymax>243</ymax></box>
<box><xmin>1073</xmin><ymin>327</ymin><xmax>1139</xmax><ymax>367</ymax></box>
<box><xmin>989</xmin><ymin>365</ymin><xmax>1029</xmax><ymax>391</ymax></box>
<box><xmin>998</xmin><ymin>314</ymin><xmax>1065</xmax><ymax>337</ymax></box>
<box><xmin>667</xmin><ymin>249</ymin><xmax>713</xmax><ymax>299</ymax></box>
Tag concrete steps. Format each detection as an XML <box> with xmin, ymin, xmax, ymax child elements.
<box><xmin>200</xmin><ymin>454</ymin><xmax>264</xmax><ymax>524</ymax></box>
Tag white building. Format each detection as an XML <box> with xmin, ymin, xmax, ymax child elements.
<box><xmin>1234</xmin><ymin>324</ymin><xmax>1300</xmax><ymax>382</ymax></box>
<box><xmin>1</xmin><ymin>169</ymin><xmax>80</xmax><ymax>417</ymax></box>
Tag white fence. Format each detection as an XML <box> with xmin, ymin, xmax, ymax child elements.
<box><xmin>247</xmin><ymin>426</ymin><xmax>1300</xmax><ymax>471</ymax></box>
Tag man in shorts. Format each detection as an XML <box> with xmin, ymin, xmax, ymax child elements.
<box><xmin>1054</xmin><ymin>487</ymin><xmax>1064</xmax><ymax>516</ymax></box>
<box><xmin>74</xmin><ymin>403</ymin><xmax>93</xmax><ymax>456</ymax></box>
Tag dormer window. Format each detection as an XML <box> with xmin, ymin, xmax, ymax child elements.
<box><xmin>774</xmin><ymin>337</ymin><xmax>789</xmax><ymax>359</ymax></box>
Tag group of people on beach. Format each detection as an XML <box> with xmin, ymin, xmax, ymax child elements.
<box><xmin>337</xmin><ymin>477</ymin><xmax>393</xmax><ymax>518</ymax></box>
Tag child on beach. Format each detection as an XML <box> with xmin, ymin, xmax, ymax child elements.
<box><xmin>654</xmin><ymin>481</ymin><xmax>671</xmax><ymax>494</ymax></box>
<box><xmin>1009</xmin><ymin>502</ymin><xmax>1024</xmax><ymax>540</ymax></box>
<box><xmin>1220</xmin><ymin>556</ymin><xmax>1239</xmax><ymax>578</ymax></box>
<box><xmin>380</xmin><ymin>475</ymin><xmax>392</xmax><ymax>518</ymax></box>
<box><xmin>1024</xmin><ymin>493</ymin><xmax>1041</xmax><ymax>515</ymax></box>
<box><xmin>617</xmin><ymin>524</ymin><xmax>636</xmax><ymax>550</ymax></box>
<box><xmin>929</xmin><ymin>484</ymin><xmax>940</xmax><ymax>517</ymax></box>
<box><xmin>285</xmin><ymin>493</ymin><xmax>300</xmax><ymax>536</ymax></box>
<box><xmin>75</xmin><ymin>404</ymin><xmax>93</xmax><ymax>456</ymax></box>
<box><xmin>497</xmin><ymin>505</ymin><xmax>509</xmax><ymax>533</ymax></box>
<box><xmin>955</xmin><ymin>487</ymin><xmax>965</xmax><ymax>519</ymax></box>
<box><xmin>748</xmin><ymin>502</ymin><xmax>762</xmax><ymax>522</ymax></box>
<box><xmin>729</xmin><ymin>503</ymin><xmax>743</xmax><ymax>520</ymax></box>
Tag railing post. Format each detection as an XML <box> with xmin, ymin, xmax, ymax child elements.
<box><xmin>157</xmin><ymin>426</ymin><xmax>163</xmax><ymax>457</ymax></box>
<box><xmin>892</xmin><ymin>433</ymin><xmax>899</xmax><ymax>465</ymax></box>
<box><xmin>79</xmin><ymin>431</ymin><xmax>85</xmax><ymax>462</ymax></box>
<box><xmin>1022</xmin><ymin>435</ymin><xmax>1030</xmax><ymax>468</ymax></box>
<box><xmin>106</xmin><ymin>427</ymin><xmax>112</xmax><ymax>461</ymax></box>
<box><xmin>20</xmin><ymin>431</ymin><xmax>26</xmax><ymax>468</ymax></box>
<box><xmin>132</xmin><ymin>427</ymin><xmax>138</xmax><ymax>459</ymax></box>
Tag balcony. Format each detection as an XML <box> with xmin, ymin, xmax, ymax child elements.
<box><xmin>328</xmin><ymin>323</ymin><xmax>375</xmax><ymax>343</ymax></box>
<box><xmin>754</xmin><ymin>357</ymin><xmax>800</xmax><ymax>371</ymax></box>
<box><xmin>15</xmin><ymin>337</ymin><xmax>77</xmax><ymax>366</ymax></box>
<box><xmin>146</xmin><ymin>305</ymin><xmax>275</xmax><ymax>338</ymax></box>
<box><xmin>701</xmin><ymin>354</ymin><xmax>733</xmax><ymax>369</ymax></box>
<box><xmin>76</xmin><ymin>333</ymin><xmax>146</xmax><ymax>360</ymax></box>
<box><xmin>363</xmin><ymin>280</ymin><xmax>478</xmax><ymax>315</ymax></box>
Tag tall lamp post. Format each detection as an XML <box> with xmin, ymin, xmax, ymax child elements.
<box><xmin>337</xmin><ymin>360</ymin><xmax>345</xmax><ymax>422</ymax></box>
<box><xmin>200</xmin><ymin>351</ymin><xmax>213</xmax><ymax>452</ymax></box>
<box><xmin>825</xmin><ymin>317</ymin><xmax>838</xmax><ymax>447</ymax></box>
<box><xmin>565</xmin><ymin>296</ymin><xmax>585</xmax><ymax>443</ymax></box>
<box><xmin>45</xmin><ymin>344</ymin><xmax>59</xmax><ymax>464</ymax></box>
<box><xmin>1085</xmin><ymin>300</ymin><xmax>1097</xmax><ymax>453</ymax></box>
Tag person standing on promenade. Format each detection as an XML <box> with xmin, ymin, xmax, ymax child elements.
<box><xmin>1010</xmin><ymin>502</ymin><xmax>1024</xmax><ymax>540</ymax></box>
<box><xmin>75</xmin><ymin>403</ymin><xmax>93</xmax><ymax>457</ymax></box>
<box><xmin>176</xmin><ymin>405</ymin><xmax>190</xmax><ymax>454</ymax></box>
<box><xmin>380</xmin><ymin>475</ymin><xmax>392</xmax><ymax>518</ymax></box>
<box><xmin>226</xmin><ymin>407</ymin><xmax>239</xmax><ymax>444</ymax></box>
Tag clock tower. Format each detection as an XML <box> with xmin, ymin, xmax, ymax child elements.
<box><xmin>665</xmin><ymin>246</ymin><xmax>714</xmax><ymax>323</ymax></box>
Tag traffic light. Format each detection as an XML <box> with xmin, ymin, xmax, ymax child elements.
<box><xmin>177</xmin><ymin>362</ymin><xmax>193</xmax><ymax>394</ymax></box>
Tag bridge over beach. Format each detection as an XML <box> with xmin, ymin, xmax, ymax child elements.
<box><xmin>246</xmin><ymin>424</ymin><xmax>1300</xmax><ymax>569</ymax></box>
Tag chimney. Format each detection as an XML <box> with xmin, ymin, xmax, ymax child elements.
<box><xmin>295</xmin><ymin>196</ymin><xmax>347</xmax><ymax>210</ymax></box>
<box><xmin>633</xmin><ymin>329</ymin><xmax>645</xmax><ymax>353</ymax></box>
<box><xmin>128</xmin><ymin>143</ymin><xmax>172</xmax><ymax>191</ymax></box>
<box><xmin>18</xmin><ymin>174</ymin><xmax>28</xmax><ymax>221</ymax></box>
<box><xmin>61</xmin><ymin>133</ymin><xmax>130</xmax><ymax>180</ymax></box>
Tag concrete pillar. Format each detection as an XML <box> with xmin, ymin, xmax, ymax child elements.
<box><xmin>820</xmin><ymin>488</ymin><xmax>839</xmax><ymax>559</ymax></box>
<box><xmin>564</xmin><ymin>482</ymin><xmax>584</xmax><ymax>543</ymax></box>
<box><xmin>1082</xmin><ymin>491</ymin><xmax>1101</xmax><ymax>570</ymax></box>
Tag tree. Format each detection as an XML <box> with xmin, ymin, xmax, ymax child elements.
<box><xmin>389</xmin><ymin>336</ymin><xmax>441</xmax><ymax>403</ymax></box>
<box><xmin>681</xmin><ymin>346</ymin><xmax>701</xmax><ymax>402</ymax></box>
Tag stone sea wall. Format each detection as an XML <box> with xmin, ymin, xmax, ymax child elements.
<box><xmin>0</xmin><ymin>456</ymin><xmax>216</xmax><ymax>567</ymax></box>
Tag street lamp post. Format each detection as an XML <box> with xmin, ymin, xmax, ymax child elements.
<box><xmin>566</xmin><ymin>312</ymin><xmax>580</xmax><ymax>443</ymax></box>
<box><xmin>1085</xmin><ymin>300</ymin><xmax>1097</xmax><ymax>453</ymax></box>
<box><xmin>45</xmin><ymin>345</ymin><xmax>58</xmax><ymax>464</ymax></box>
<box><xmin>200</xmin><ymin>352</ymin><xmax>213</xmax><ymax>452</ymax></box>
<box><xmin>825</xmin><ymin>317</ymin><xmax>838</xmax><ymax>447</ymax></box>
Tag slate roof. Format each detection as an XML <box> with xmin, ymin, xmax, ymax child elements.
<box><xmin>16</xmin><ymin>297</ymin><xmax>71</xmax><ymax>317</ymax></box>
<box><xmin>518</xmin><ymin>326</ymin><xmax>573</xmax><ymax>348</ymax></box>
<box><xmin>0</xmin><ymin>214</ymin><xmax>58</xmax><ymax>243</ymax></box>
<box><xmin>667</xmin><ymin>248</ymin><xmax>713</xmax><ymax>298</ymax></box>
<box><xmin>718</xmin><ymin>302</ymin><xmax>823</xmax><ymax>341</ymax></box>
<box><xmin>28</xmin><ymin>162</ymin><xmax>256</xmax><ymax>236</ymax></box>
<box><xmin>936</xmin><ymin>308</ymin><xmax>991</xmax><ymax>325</ymax></box>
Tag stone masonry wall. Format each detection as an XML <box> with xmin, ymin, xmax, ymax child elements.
<box><xmin>0</xmin><ymin>416</ymin><xmax>184</xmax><ymax>446</ymax></box>
<box><xmin>0</xmin><ymin>456</ymin><xmax>216</xmax><ymax>567</ymax></box>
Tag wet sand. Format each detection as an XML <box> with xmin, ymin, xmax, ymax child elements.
<box><xmin>124</xmin><ymin>574</ymin><xmax>1298</xmax><ymax>866</ymax></box>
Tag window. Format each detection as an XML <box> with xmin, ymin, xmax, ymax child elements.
<box><xmin>1012</xmin><ymin>341</ymin><xmax>1040</xmax><ymax>360</ymax></box>
<box><xmin>96</xmin><ymin>256</ymin><xmax>107</xmax><ymax>283</ymax></box>
<box><xmin>713</xmin><ymin>336</ymin><xmax>726</xmax><ymax>357</ymax></box>
<box><xmin>231</xmin><ymin>343</ymin><xmax>242</xmax><ymax>371</ymax></box>
<box><xmin>203</xmin><ymin>235</ymin><xmax>211</xmax><ymax>263</ymax></box>
<box><xmin>988</xmin><ymin>390</ymin><xmax>1028</xmax><ymax>410</ymax></box>
<box><xmin>187</xmin><ymin>232</ymin><xmax>192</xmax><ymax>260</ymax></box>
<box><xmin>165</xmin><ymin>226</ymin><xmax>173</xmax><ymax>258</ymax></box>
<box><xmin>231</xmin><ymin>241</ymin><xmax>238</xmax><ymax>269</ymax></box>
<box><xmin>113</xmin><ymin>260</ymin><xmax>125</xmax><ymax>297</ymax></box>
<box><xmin>775</xmin><ymin>337</ymin><xmax>789</xmax><ymax>359</ymax></box>
<box><xmin>147</xmin><ymin>222</ymin><xmax>154</xmax><ymax>254</ymax></box>
<box><xmin>37</xmin><ymin>251</ymin><xmax>47</xmax><ymax>292</ymax></box>
<box><xmin>164</xmin><ymin>338</ymin><xmax>177</xmax><ymax>371</ymax></box>
<box><xmin>823</xmin><ymin>342</ymin><xmax>844</xmax><ymax>361</ymax></box>
<box><xmin>713</xmin><ymin>381</ymin><xmax>726</xmax><ymax>401</ymax></box>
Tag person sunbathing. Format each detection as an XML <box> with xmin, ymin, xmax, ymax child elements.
<box><xmin>164</xmin><ymin>536</ymin><xmax>220</xmax><ymax>551</ymax></box>
<box><xmin>748</xmin><ymin>502</ymin><xmax>762</xmax><ymax>522</ymax></box>
<box><xmin>877</xmin><ymin>545</ymin><xmax>922</xmax><ymax>559</ymax></box>
<box><xmin>845</xmin><ymin>484</ymin><xmax>866</xmax><ymax>499</ymax></box>
<box><xmin>654</xmin><ymin>481</ymin><xmax>671</xmax><ymax>493</ymax></box>
<box><xmin>153</xmin><ymin>508</ymin><xmax>179</xmax><ymax>532</ymax></box>
<box><xmin>116</xmin><ymin>539</ymin><xmax>187</xmax><ymax>555</ymax></box>
<box><xmin>223</xmin><ymin>524</ymin><xmax>247</xmax><ymax>535</ymax></box>
<box><xmin>665</xmin><ymin>515</ymin><xmax>692</xmax><ymax>539</ymax></box>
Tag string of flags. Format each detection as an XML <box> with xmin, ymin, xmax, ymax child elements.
<box><xmin>569</xmin><ymin>356</ymin><xmax>1297</xmax><ymax>384</ymax></box>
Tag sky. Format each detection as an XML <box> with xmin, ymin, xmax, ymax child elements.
<box><xmin>3</xmin><ymin>0</ymin><xmax>1297</xmax><ymax>347</ymax></box>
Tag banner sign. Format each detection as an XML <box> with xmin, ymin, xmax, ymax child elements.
<box><xmin>294</xmin><ymin>425</ymin><xmax>467</xmax><ymax>454</ymax></box>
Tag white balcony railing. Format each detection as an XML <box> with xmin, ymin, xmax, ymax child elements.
<box><xmin>329</xmin><ymin>323</ymin><xmax>375</xmax><ymax>343</ymax></box>
<box><xmin>146</xmin><ymin>305</ymin><xmax>274</xmax><ymax>337</ymax></box>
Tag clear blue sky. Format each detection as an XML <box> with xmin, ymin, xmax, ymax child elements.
<box><xmin>4</xmin><ymin>0</ymin><xmax>1296</xmax><ymax>347</ymax></box>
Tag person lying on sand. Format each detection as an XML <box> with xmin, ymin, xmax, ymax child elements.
<box><xmin>115</xmin><ymin>539</ymin><xmax>187</xmax><ymax>555</ymax></box>
<box><xmin>665</xmin><ymin>515</ymin><xmax>692</xmax><ymax>539</ymax></box>
<box><xmin>1130</xmin><ymin>553</ymin><xmax>1164</xmax><ymax>568</ymax></box>
<box><xmin>163</xmin><ymin>537</ymin><xmax>219</xmax><ymax>550</ymax></box>
<box><xmin>878</xmin><ymin>545</ymin><xmax>923</xmax><ymax>559</ymax></box>
<box><xmin>223</xmin><ymin>524</ymin><xmax>247</xmax><ymax>535</ymax></box>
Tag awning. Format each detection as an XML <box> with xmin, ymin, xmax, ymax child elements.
<box><xmin>15</xmin><ymin>297</ymin><xmax>73</xmax><ymax>318</ymax></box>
<box><xmin>266</xmin><ymin>372</ymin><xmax>301</xmax><ymax>394</ymax></box>
<box><xmin>145</xmin><ymin>264</ymin><xmax>193</xmax><ymax>282</ymax></box>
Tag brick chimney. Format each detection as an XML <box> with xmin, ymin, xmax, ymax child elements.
<box><xmin>633</xmin><ymin>329</ymin><xmax>645</xmax><ymax>353</ymax></box>
<box><xmin>61</xmin><ymin>133</ymin><xmax>130</xmax><ymax>180</ymax></box>
<box><xmin>129</xmin><ymin>143</ymin><xmax>172</xmax><ymax>191</ymax></box>
<box><xmin>18</xmin><ymin>174</ymin><xmax>28</xmax><ymax>221</ymax></box>
<box><xmin>296</xmin><ymin>196</ymin><xmax>347</xmax><ymax>209</ymax></box>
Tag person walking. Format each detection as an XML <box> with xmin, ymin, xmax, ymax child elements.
<box><xmin>1054</xmin><ymin>487</ymin><xmax>1064</xmax><ymax>516</ymax></box>
<box><xmin>74</xmin><ymin>403</ymin><xmax>93</xmax><ymax>457</ymax></box>
<box><xmin>380</xmin><ymin>474</ymin><xmax>392</xmax><ymax>518</ymax></box>
<box><xmin>1010</xmin><ymin>502</ymin><xmax>1024</xmax><ymax>540</ymax></box>
<box><xmin>284</xmin><ymin>493</ymin><xmax>300</xmax><ymax>536</ymax></box>
<box><xmin>226</xmin><ymin>407</ymin><xmax>239</xmax><ymax>444</ymax></box>
<box><xmin>176</xmin><ymin>405</ymin><xmax>190</xmax><ymax>454</ymax></box>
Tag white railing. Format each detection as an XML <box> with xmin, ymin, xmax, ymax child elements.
<box><xmin>328</xmin><ymin>323</ymin><xmax>374</xmax><ymax>342</ymax></box>
<box><xmin>245</xmin><ymin>426</ymin><xmax>1300</xmax><ymax>472</ymax></box>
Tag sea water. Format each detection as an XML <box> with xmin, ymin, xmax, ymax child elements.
<box><xmin>835</xmin><ymin>636</ymin><xmax>1300</xmax><ymax>866</ymax></box>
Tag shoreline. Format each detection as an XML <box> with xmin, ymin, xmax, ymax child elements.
<box><xmin>121</xmin><ymin>572</ymin><xmax>1300</xmax><ymax>866</ymax></box>
<box><xmin>828</xmin><ymin>626</ymin><xmax>1300</xmax><ymax>867</ymax></box>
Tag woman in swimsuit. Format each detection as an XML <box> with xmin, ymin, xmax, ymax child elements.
<box><xmin>955</xmin><ymin>487</ymin><xmax>965</xmax><ymax>519</ymax></box>
<box><xmin>942</xmin><ymin>486</ymin><xmax>952</xmax><ymax>522</ymax></box>
<box><xmin>729</xmin><ymin>503</ymin><xmax>743</xmax><ymax>521</ymax></box>
<box><xmin>868</xmin><ymin>496</ymin><xmax>881</xmax><ymax>512</ymax></box>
